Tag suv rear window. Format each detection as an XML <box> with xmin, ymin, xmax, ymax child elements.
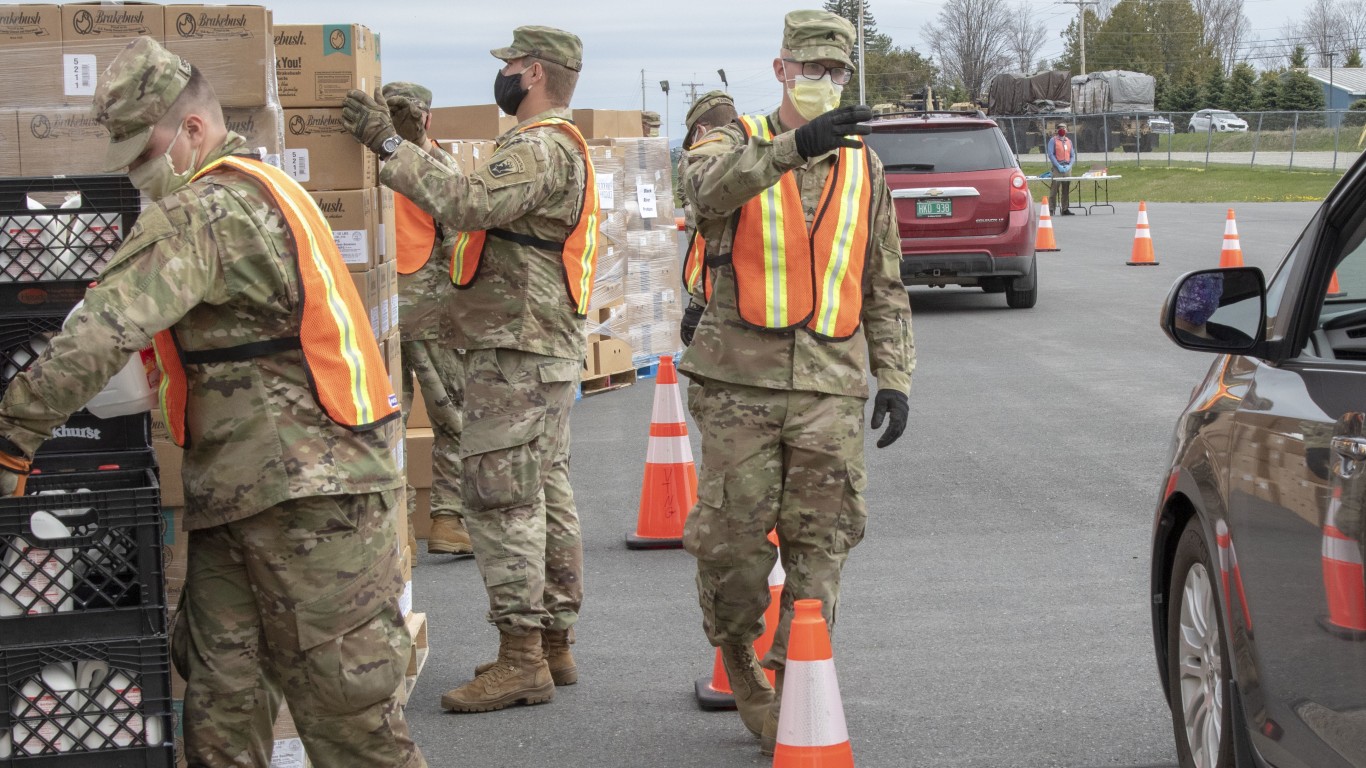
<box><xmin>865</xmin><ymin>126</ymin><xmax>1016</xmax><ymax>173</ymax></box>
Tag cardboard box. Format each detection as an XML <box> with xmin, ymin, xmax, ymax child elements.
<box><xmin>0</xmin><ymin>5</ymin><xmax>63</xmax><ymax>107</ymax></box>
<box><xmin>376</xmin><ymin>185</ymin><xmax>395</xmax><ymax>261</ymax></box>
<box><xmin>222</xmin><ymin>104</ymin><xmax>284</xmax><ymax>165</ymax></box>
<box><xmin>428</xmin><ymin>104</ymin><xmax>515</xmax><ymax>141</ymax></box>
<box><xmin>17</xmin><ymin>106</ymin><xmax>109</xmax><ymax>176</ymax></box>
<box><xmin>405</xmin><ymin>426</ymin><xmax>433</xmax><ymax>489</ymax></box>
<box><xmin>273</xmin><ymin>23</ymin><xmax>379</xmax><ymax>108</ymax></box>
<box><xmin>411</xmin><ymin>488</ymin><xmax>432</xmax><ymax>539</ymax></box>
<box><xmin>573</xmin><ymin>109</ymin><xmax>645</xmax><ymax>139</ymax></box>
<box><xmin>164</xmin><ymin>5</ymin><xmax>271</xmax><ymax>107</ymax></box>
<box><xmin>0</xmin><ymin>110</ymin><xmax>18</xmax><ymax>176</ymax></box>
<box><xmin>283</xmin><ymin>108</ymin><xmax>376</xmax><ymax>191</ymax></box>
<box><xmin>595</xmin><ymin>337</ymin><xmax>633</xmax><ymax>375</ymax></box>
<box><xmin>348</xmin><ymin>266</ymin><xmax>383</xmax><ymax>339</ymax></box>
<box><xmin>405</xmin><ymin>371</ymin><xmax>430</xmax><ymax>429</ymax></box>
<box><xmin>380</xmin><ymin>258</ymin><xmax>397</xmax><ymax>338</ymax></box>
<box><xmin>62</xmin><ymin>3</ymin><xmax>164</xmax><ymax>106</ymax></box>
<box><xmin>436</xmin><ymin>139</ymin><xmax>497</xmax><ymax>174</ymax></box>
<box><xmin>311</xmin><ymin>187</ymin><xmax>380</xmax><ymax>271</ymax></box>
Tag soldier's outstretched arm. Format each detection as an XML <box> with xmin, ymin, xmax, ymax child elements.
<box><xmin>378</xmin><ymin>133</ymin><xmax>557</xmax><ymax>233</ymax></box>
<box><xmin>0</xmin><ymin>194</ymin><xmax>225</xmax><ymax>455</ymax></box>
<box><xmin>681</xmin><ymin>123</ymin><xmax>804</xmax><ymax>219</ymax></box>
<box><xmin>861</xmin><ymin>175</ymin><xmax>914</xmax><ymax>398</ymax></box>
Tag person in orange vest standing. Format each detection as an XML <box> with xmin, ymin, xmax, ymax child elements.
<box><xmin>1046</xmin><ymin>122</ymin><xmax>1075</xmax><ymax>215</ymax></box>
<box><xmin>0</xmin><ymin>38</ymin><xmax>424</xmax><ymax>767</ymax></box>
<box><xmin>344</xmin><ymin>26</ymin><xmax>594</xmax><ymax>713</ymax></box>
<box><xmin>678</xmin><ymin>10</ymin><xmax>914</xmax><ymax>755</ymax></box>
<box><xmin>381</xmin><ymin>81</ymin><xmax>474</xmax><ymax>559</ymax></box>
<box><xmin>679</xmin><ymin>89</ymin><xmax>737</xmax><ymax>346</ymax></box>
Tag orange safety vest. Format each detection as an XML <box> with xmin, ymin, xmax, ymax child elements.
<box><xmin>1053</xmin><ymin>135</ymin><xmax>1072</xmax><ymax>164</ymax></box>
<box><xmin>448</xmin><ymin>117</ymin><xmax>600</xmax><ymax>316</ymax></box>
<box><xmin>394</xmin><ymin>191</ymin><xmax>438</xmax><ymax>275</ymax></box>
<box><xmin>151</xmin><ymin>155</ymin><xmax>399</xmax><ymax>448</ymax></box>
<box><xmin>720</xmin><ymin>115</ymin><xmax>873</xmax><ymax>341</ymax></box>
<box><xmin>682</xmin><ymin>230</ymin><xmax>712</xmax><ymax>301</ymax></box>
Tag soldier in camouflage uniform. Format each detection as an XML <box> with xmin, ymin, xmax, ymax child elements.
<box><xmin>642</xmin><ymin>110</ymin><xmax>662</xmax><ymax>137</ymax></box>
<box><xmin>0</xmin><ymin>38</ymin><xmax>424</xmax><ymax>768</ymax></box>
<box><xmin>678</xmin><ymin>89</ymin><xmax>737</xmax><ymax>345</ymax></box>
<box><xmin>343</xmin><ymin>26</ymin><xmax>589</xmax><ymax>713</ymax></box>
<box><xmin>678</xmin><ymin>11</ymin><xmax>914</xmax><ymax>755</ymax></box>
<box><xmin>382</xmin><ymin>81</ymin><xmax>474</xmax><ymax>558</ymax></box>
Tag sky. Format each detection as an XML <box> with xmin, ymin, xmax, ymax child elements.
<box><xmin>264</xmin><ymin>0</ymin><xmax>1290</xmax><ymax>138</ymax></box>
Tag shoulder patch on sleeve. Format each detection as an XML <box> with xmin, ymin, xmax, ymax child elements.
<box><xmin>487</xmin><ymin>156</ymin><xmax>522</xmax><ymax>178</ymax></box>
<box><xmin>480</xmin><ymin>138</ymin><xmax>543</xmax><ymax>190</ymax></box>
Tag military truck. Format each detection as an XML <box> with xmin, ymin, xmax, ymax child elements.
<box><xmin>1069</xmin><ymin>70</ymin><xmax>1163</xmax><ymax>152</ymax></box>
<box><xmin>985</xmin><ymin>71</ymin><xmax>1072</xmax><ymax>154</ymax></box>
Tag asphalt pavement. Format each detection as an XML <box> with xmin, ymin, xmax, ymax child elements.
<box><xmin>403</xmin><ymin>201</ymin><xmax>1320</xmax><ymax>768</ymax></box>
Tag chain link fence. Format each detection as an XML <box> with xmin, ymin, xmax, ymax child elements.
<box><xmin>994</xmin><ymin>111</ymin><xmax>1366</xmax><ymax>171</ymax></box>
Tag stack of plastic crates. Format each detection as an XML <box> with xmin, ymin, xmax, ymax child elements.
<box><xmin>1</xmin><ymin>176</ymin><xmax>171</xmax><ymax>767</ymax></box>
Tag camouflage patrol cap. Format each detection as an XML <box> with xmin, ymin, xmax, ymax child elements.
<box><xmin>685</xmin><ymin>90</ymin><xmax>734</xmax><ymax>133</ymax></box>
<box><xmin>92</xmin><ymin>36</ymin><xmax>193</xmax><ymax>172</ymax></box>
<box><xmin>782</xmin><ymin>10</ymin><xmax>855</xmax><ymax>68</ymax></box>
<box><xmin>490</xmin><ymin>26</ymin><xmax>583</xmax><ymax>72</ymax></box>
<box><xmin>382</xmin><ymin>81</ymin><xmax>433</xmax><ymax>111</ymax></box>
<box><xmin>642</xmin><ymin>111</ymin><xmax>661</xmax><ymax>127</ymax></box>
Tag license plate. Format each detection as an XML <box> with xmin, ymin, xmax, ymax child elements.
<box><xmin>916</xmin><ymin>199</ymin><xmax>952</xmax><ymax>218</ymax></box>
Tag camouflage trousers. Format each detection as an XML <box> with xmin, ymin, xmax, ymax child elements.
<box><xmin>683</xmin><ymin>379</ymin><xmax>868</xmax><ymax>670</ymax></box>
<box><xmin>401</xmin><ymin>339</ymin><xmax>464</xmax><ymax>521</ymax></box>
<box><xmin>460</xmin><ymin>347</ymin><xmax>583</xmax><ymax>635</ymax></box>
<box><xmin>174</xmin><ymin>491</ymin><xmax>425</xmax><ymax>768</ymax></box>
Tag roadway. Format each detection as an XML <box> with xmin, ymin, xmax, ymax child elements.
<box><xmin>402</xmin><ymin>202</ymin><xmax>1319</xmax><ymax>767</ymax></box>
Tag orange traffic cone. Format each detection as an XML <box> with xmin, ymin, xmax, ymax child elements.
<box><xmin>1328</xmin><ymin>271</ymin><xmax>1346</xmax><ymax>298</ymax></box>
<box><xmin>1219</xmin><ymin>209</ymin><xmax>1243</xmax><ymax>268</ymax></box>
<box><xmin>773</xmin><ymin>599</ymin><xmax>852</xmax><ymax>767</ymax></box>
<box><xmin>627</xmin><ymin>356</ymin><xmax>697</xmax><ymax>549</ymax></box>
<box><xmin>696</xmin><ymin>531</ymin><xmax>783</xmax><ymax>708</ymax></box>
<box><xmin>1127</xmin><ymin>201</ymin><xmax>1158</xmax><ymax>266</ymax></box>
<box><xmin>1318</xmin><ymin>486</ymin><xmax>1366</xmax><ymax>639</ymax></box>
<box><xmin>1215</xmin><ymin>519</ymin><xmax>1253</xmax><ymax>634</ymax></box>
<box><xmin>1035</xmin><ymin>197</ymin><xmax>1059</xmax><ymax>253</ymax></box>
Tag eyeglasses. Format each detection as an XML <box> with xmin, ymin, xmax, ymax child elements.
<box><xmin>782</xmin><ymin>58</ymin><xmax>853</xmax><ymax>86</ymax></box>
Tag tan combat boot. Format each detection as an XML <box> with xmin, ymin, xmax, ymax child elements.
<box><xmin>720</xmin><ymin>644</ymin><xmax>774</xmax><ymax>737</ymax></box>
<box><xmin>441</xmin><ymin>632</ymin><xmax>554</xmax><ymax>713</ymax></box>
<box><xmin>473</xmin><ymin>629</ymin><xmax>578</xmax><ymax>686</ymax></box>
<box><xmin>760</xmin><ymin>667</ymin><xmax>784</xmax><ymax>756</ymax></box>
<box><xmin>427</xmin><ymin>514</ymin><xmax>473</xmax><ymax>555</ymax></box>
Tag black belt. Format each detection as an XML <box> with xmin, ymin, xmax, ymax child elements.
<box><xmin>182</xmin><ymin>337</ymin><xmax>302</xmax><ymax>365</ymax></box>
<box><xmin>489</xmin><ymin>227</ymin><xmax>564</xmax><ymax>252</ymax></box>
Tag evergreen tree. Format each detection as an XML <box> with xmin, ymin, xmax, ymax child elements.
<box><xmin>1290</xmin><ymin>45</ymin><xmax>1309</xmax><ymax>68</ymax></box>
<box><xmin>1278</xmin><ymin>69</ymin><xmax>1326</xmax><ymax>110</ymax></box>
<box><xmin>1164</xmin><ymin>68</ymin><xmax>1202</xmax><ymax>112</ymax></box>
<box><xmin>1347</xmin><ymin>49</ymin><xmax>1363</xmax><ymax>68</ymax></box>
<box><xmin>823</xmin><ymin>0</ymin><xmax>882</xmax><ymax>66</ymax></box>
<box><xmin>1055</xmin><ymin>8</ymin><xmax>1101</xmax><ymax>74</ymax></box>
<box><xmin>1253</xmin><ymin>70</ymin><xmax>1281</xmax><ymax>111</ymax></box>
<box><xmin>1224</xmin><ymin>63</ymin><xmax>1258</xmax><ymax>112</ymax></box>
<box><xmin>1200</xmin><ymin>66</ymin><xmax>1227</xmax><ymax>109</ymax></box>
<box><xmin>1089</xmin><ymin>0</ymin><xmax>1215</xmax><ymax>79</ymax></box>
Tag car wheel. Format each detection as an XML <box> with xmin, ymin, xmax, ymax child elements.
<box><xmin>1167</xmin><ymin>524</ymin><xmax>1235</xmax><ymax>768</ymax></box>
<box><xmin>1005</xmin><ymin>262</ymin><xmax>1037</xmax><ymax>308</ymax></box>
<box><xmin>1189</xmin><ymin>124</ymin><xmax>1197</xmax><ymax>133</ymax></box>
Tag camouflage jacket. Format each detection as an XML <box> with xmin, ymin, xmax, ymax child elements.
<box><xmin>678</xmin><ymin>110</ymin><xmax>914</xmax><ymax>398</ymax></box>
<box><xmin>0</xmin><ymin>135</ymin><xmax>401</xmax><ymax>530</ymax></box>
<box><xmin>397</xmin><ymin>140</ymin><xmax>459</xmax><ymax>343</ymax></box>
<box><xmin>379</xmin><ymin>107</ymin><xmax>589</xmax><ymax>362</ymax></box>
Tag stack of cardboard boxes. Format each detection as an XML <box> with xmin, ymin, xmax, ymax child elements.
<box><xmin>0</xmin><ymin>3</ymin><xmax>284</xmax><ymax>177</ymax></box>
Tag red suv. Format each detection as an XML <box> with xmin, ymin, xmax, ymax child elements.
<box><xmin>864</xmin><ymin>112</ymin><xmax>1038</xmax><ymax>308</ymax></box>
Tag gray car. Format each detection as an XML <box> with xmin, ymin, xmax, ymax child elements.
<box><xmin>1151</xmin><ymin>151</ymin><xmax>1366</xmax><ymax>767</ymax></box>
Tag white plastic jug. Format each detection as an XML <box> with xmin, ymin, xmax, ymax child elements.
<box><xmin>10</xmin><ymin>662</ymin><xmax>81</xmax><ymax>755</ymax></box>
<box><xmin>62</xmin><ymin>301</ymin><xmax>157</xmax><ymax>418</ymax></box>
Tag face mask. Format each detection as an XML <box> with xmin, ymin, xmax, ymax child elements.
<box><xmin>494</xmin><ymin>67</ymin><xmax>530</xmax><ymax>116</ymax></box>
<box><xmin>128</xmin><ymin>123</ymin><xmax>199</xmax><ymax>201</ymax></box>
<box><xmin>788</xmin><ymin>74</ymin><xmax>842</xmax><ymax>121</ymax></box>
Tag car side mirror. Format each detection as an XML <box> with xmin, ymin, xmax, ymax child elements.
<box><xmin>1161</xmin><ymin>267</ymin><xmax>1266</xmax><ymax>354</ymax></box>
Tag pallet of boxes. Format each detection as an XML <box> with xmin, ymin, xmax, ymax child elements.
<box><xmin>0</xmin><ymin>3</ymin><xmax>203</xmax><ymax>765</ymax></box>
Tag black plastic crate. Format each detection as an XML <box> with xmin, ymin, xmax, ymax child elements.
<box><xmin>30</xmin><ymin>451</ymin><xmax>155</xmax><ymax>479</ymax></box>
<box><xmin>0</xmin><ymin>636</ymin><xmax>173</xmax><ymax>766</ymax></box>
<box><xmin>0</xmin><ymin>470</ymin><xmax>164</xmax><ymax>647</ymax></box>
<box><xmin>0</xmin><ymin>177</ymin><xmax>141</xmax><ymax>303</ymax></box>
<box><xmin>1</xmin><ymin>315</ymin><xmax>152</xmax><ymax>458</ymax></box>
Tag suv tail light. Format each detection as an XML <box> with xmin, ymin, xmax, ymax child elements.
<box><xmin>1009</xmin><ymin>173</ymin><xmax>1029</xmax><ymax>211</ymax></box>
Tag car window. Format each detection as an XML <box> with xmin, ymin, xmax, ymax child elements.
<box><xmin>865</xmin><ymin>126</ymin><xmax>1016</xmax><ymax>173</ymax></box>
<box><xmin>1306</xmin><ymin>204</ymin><xmax>1366</xmax><ymax>361</ymax></box>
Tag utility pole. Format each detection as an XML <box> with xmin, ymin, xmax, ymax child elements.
<box><xmin>682</xmin><ymin>80</ymin><xmax>704</xmax><ymax>110</ymax></box>
<box><xmin>641</xmin><ymin>69</ymin><xmax>646</xmax><ymax>111</ymax></box>
<box><xmin>1061</xmin><ymin>0</ymin><xmax>1098</xmax><ymax>75</ymax></box>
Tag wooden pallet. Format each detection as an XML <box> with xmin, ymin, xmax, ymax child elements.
<box><xmin>398</xmin><ymin>611</ymin><xmax>429</xmax><ymax>706</ymax></box>
<box><xmin>580</xmin><ymin>367</ymin><xmax>637</xmax><ymax>397</ymax></box>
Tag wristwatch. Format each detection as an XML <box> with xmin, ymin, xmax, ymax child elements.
<box><xmin>379</xmin><ymin>134</ymin><xmax>403</xmax><ymax>159</ymax></box>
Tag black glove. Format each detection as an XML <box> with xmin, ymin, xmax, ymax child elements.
<box><xmin>386</xmin><ymin>94</ymin><xmax>428</xmax><ymax>145</ymax></box>
<box><xmin>794</xmin><ymin>105</ymin><xmax>873</xmax><ymax>159</ymax></box>
<box><xmin>680</xmin><ymin>301</ymin><xmax>705</xmax><ymax>347</ymax></box>
<box><xmin>342</xmin><ymin>88</ymin><xmax>400</xmax><ymax>156</ymax></box>
<box><xmin>0</xmin><ymin>436</ymin><xmax>31</xmax><ymax>496</ymax></box>
<box><xmin>870</xmin><ymin>390</ymin><xmax>908</xmax><ymax>448</ymax></box>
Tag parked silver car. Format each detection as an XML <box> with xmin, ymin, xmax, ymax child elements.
<box><xmin>1189</xmin><ymin>109</ymin><xmax>1249</xmax><ymax>133</ymax></box>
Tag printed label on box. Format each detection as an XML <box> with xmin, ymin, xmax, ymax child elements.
<box><xmin>636</xmin><ymin>182</ymin><xmax>658</xmax><ymax>220</ymax></box>
<box><xmin>399</xmin><ymin>580</ymin><xmax>412</xmax><ymax>617</ymax></box>
<box><xmin>332</xmin><ymin>230</ymin><xmax>368</xmax><ymax>264</ymax></box>
<box><xmin>283</xmin><ymin>149</ymin><xmax>310</xmax><ymax>182</ymax></box>
<box><xmin>271</xmin><ymin>737</ymin><xmax>307</xmax><ymax>768</ymax></box>
<box><xmin>596</xmin><ymin>173</ymin><xmax>615</xmax><ymax>209</ymax></box>
<box><xmin>63</xmin><ymin>54</ymin><xmax>97</xmax><ymax>96</ymax></box>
